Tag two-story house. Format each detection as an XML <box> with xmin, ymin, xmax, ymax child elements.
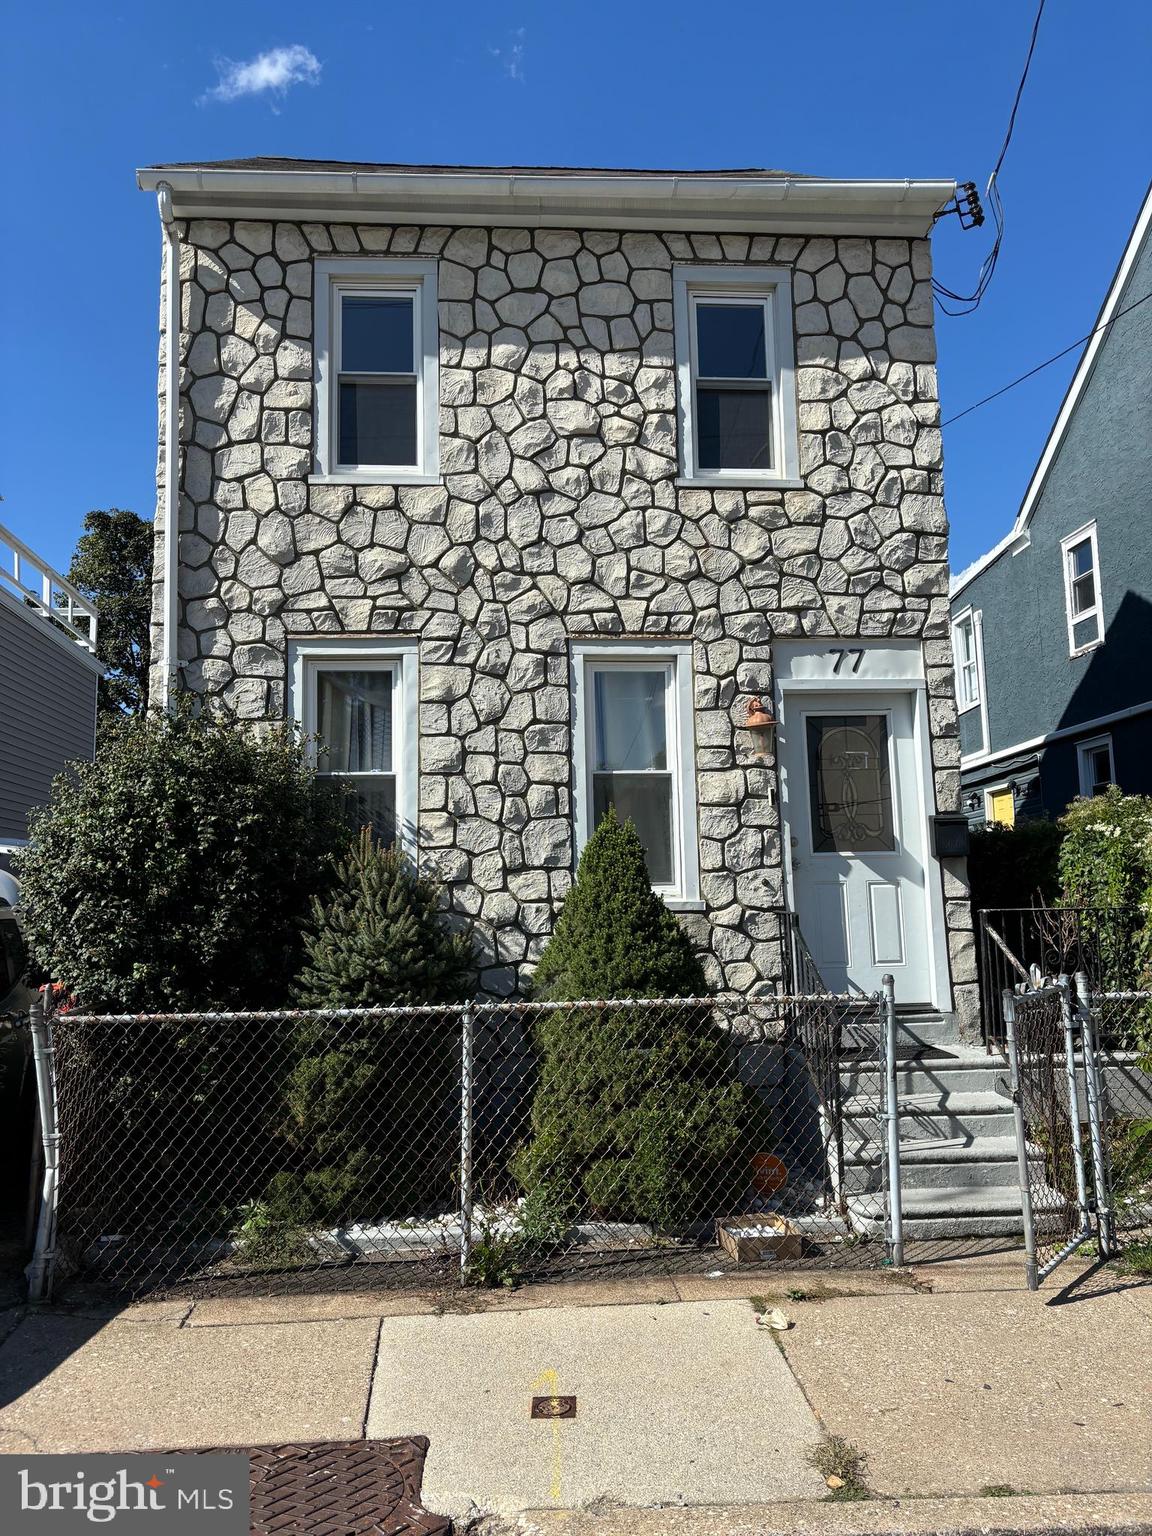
<box><xmin>951</xmin><ymin>182</ymin><xmax>1152</xmax><ymax>826</ymax></box>
<box><xmin>136</xmin><ymin>157</ymin><xmax>975</xmax><ymax>1028</ymax></box>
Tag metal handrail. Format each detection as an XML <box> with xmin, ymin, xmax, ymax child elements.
<box><xmin>0</xmin><ymin>522</ymin><xmax>98</xmax><ymax>652</ymax></box>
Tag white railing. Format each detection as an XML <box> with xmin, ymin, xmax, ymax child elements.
<box><xmin>0</xmin><ymin>522</ymin><xmax>98</xmax><ymax>652</ymax></box>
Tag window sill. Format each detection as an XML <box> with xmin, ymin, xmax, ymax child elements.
<box><xmin>956</xmin><ymin>700</ymin><xmax>982</xmax><ymax>716</ymax></box>
<box><xmin>1069</xmin><ymin>640</ymin><xmax>1104</xmax><ymax>659</ymax></box>
<box><xmin>676</xmin><ymin>475</ymin><xmax>804</xmax><ymax>491</ymax></box>
<box><xmin>662</xmin><ymin>898</ymin><xmax>706</xmax><ymax>913</ymax></box>
<box><xmin>309</xmin><ymin>471</ymin><xmax>443</xmax><ymax>488</ymax></box>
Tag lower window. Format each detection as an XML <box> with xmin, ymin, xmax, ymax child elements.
<box><xmin>289</xmin><ymin>640</ymin><xmax>418</xmax><ymax>849</ymax></box>
<box><xmin>574</xmin><ymin>644</ymin><xmax>699</xmax><ymax>902</ymax></box>
<box><xmin>1076</xmin><ymin>734</ymin><xmax>1115</xmax><ymax>799</ymax></box>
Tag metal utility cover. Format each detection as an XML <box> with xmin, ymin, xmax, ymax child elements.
<box><xmin>530</xmin><ymin>1396</ymin><xmax>577</xmax><ymax>1420</ymax></box>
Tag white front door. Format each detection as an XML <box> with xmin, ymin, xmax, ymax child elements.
<box><xmin>781</xmin><ymin>690</ymin><xmax>932</xmax><ymax>1001</ymax></box>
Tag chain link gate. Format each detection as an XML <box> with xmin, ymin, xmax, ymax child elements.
<box><xmin>1004</xmin><ymin>974</ymin><xmax>1152</xmax><ymax>1288</ymax></box>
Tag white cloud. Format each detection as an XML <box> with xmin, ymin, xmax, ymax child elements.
<box><xmin>203</xmin><ymin>44</ymin><xmax>321</xmax><ymax>105</ymax></box>
<box><xmin>489</xmin><ymin>27</ymin><xmax>526</xmax><ymax>82</ymax></box>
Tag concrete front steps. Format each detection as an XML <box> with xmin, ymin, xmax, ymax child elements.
<box><xmin>841</xmin><ymin>1011</ymin><xmax>1032</xmax><ymax>1240</ymax></box>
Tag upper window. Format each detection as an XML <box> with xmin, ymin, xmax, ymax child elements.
<box><xmin>1061</xmin><ymin>523</ymin><xmax>1103</xmax><ymax>654</ymax></box>
<box><xmin>289</xmin><ymin>639</ymin><xmax>418</xmax><ymax>849</ymax></box>
<box><xmin>952</xmin><ymin>610</ymin><xmax>981</xmax><ymax>712</ymax></box>
<box><xmin>314</xmin><ymin>259</ymin><xmax>440</xmax><ymax>484</ymax></box>
<box><xmin>573</xmin><ymin>643</ymin><xmax>700</xmax><ymax>904</ymax></box>
<box><xmin>1077</xmin><ymin>734</ymin><xmax>1115</xmax><ymax>798</ymax></box>
<box><xmin>673</xmin><ymin>265</ymin><xmax>799</xmax><ymax>487</ymax></box>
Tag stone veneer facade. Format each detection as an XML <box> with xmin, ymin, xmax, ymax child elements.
<box><xmin>151</xmin><ymin>214</ymin><xmax>976</xmax><ymax>1023</ymax></box>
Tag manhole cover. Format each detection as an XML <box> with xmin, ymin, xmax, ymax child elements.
<box><xmin>531</xmin><ymin>1395</ymin><xmax>577</xmax><ymax>1420</ymax></box>
<box><xmin>138</xmin><ymin>1440</ymin><xmax>448</xmax><ymax>1535</ymax></box>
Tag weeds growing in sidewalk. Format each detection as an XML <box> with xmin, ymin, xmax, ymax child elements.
<box><xmin>808</xmin><ymin>1436</ymin><xmax>871</xmax><ymax>1501</ymax></box>
<box><xmin>981</xmin><ymin>1485</ymin><xmax>1024</xmax><ymax>1497</ymax></box>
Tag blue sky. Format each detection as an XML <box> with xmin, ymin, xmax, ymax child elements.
<box><xmin>3</xmin><ymin>1</ymin><xmax>1148</xmax><ymax>577</ymax></box>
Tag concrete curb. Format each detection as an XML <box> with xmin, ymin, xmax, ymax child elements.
<box><xmin>513</xmin><ymin>1492</ymin><xmax>1152</xmax><ymax>1536</ymax></box>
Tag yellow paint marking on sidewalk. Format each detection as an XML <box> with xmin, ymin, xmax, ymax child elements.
<box><xmin>530</xmin><ymin>1367</ymin><xmax>565</xmax><ymax>1504</ymax></box>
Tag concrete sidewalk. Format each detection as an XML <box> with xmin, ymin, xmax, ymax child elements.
<box><xmin>0</xmin><ymin>1255</ymin><xmax>1149</xmax><ymax>1529</ymax></box>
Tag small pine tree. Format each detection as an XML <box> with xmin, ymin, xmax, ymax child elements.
<box><xmin>515</xmin><ymin>810</ymin><xmax>747</xmax><ymax>1231</ymax></box>
<box><xmin>265</xmin><ymin>832</ymin><xmax>473</xmax><ymax>1231</ymax></box>
<box><xmin>532</xmin><ymin>809</ymin><xmax>708</xmax><ymax>1000</ymax></box>
<box><xmin>296</xmin><ymin>828</ymin><xmax>473</xmax><ymax>1007</ymax></box>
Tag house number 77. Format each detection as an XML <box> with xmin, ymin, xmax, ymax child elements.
<box><xmin>828</xmin><ymin>648</ymin><xmax>865</xmax><ymax>674</ymax></box>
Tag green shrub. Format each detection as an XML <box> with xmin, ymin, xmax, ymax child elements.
<box><xmin>966</xmin><ymin>819</ymin><xmax>1063</xmax><ymax>915</ymax></box>
<box><xmin>295</xmin><ymin>828</ymin><xmax>473</xmax><ymax>1006</ymax></box>
<box><xmin>515</xmin><ymin>810</ymin><xmax>746</xmax><ymax>1231</ymax></box>
<box><xmin>261</xmin><ymin>832</ymin><xmax>473</xmax><ymax>1233</ymax></box>
<box><xmin>1059</xmin><ymin>787</ymin><xmax>1152</xmax><ymax>912</ymax></box>
<box><xmin>14</xmin><ymin>704</ymin><xmax>349</xmax><ymax>1012</ymax></box>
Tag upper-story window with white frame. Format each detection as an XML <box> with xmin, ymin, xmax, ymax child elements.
<box><xmin>572</xmin><ymin>642</ymin><xmax>700</xmax><ymax>905</ymax></box>
<box><xmin>673</xmin><ymin>265</ymin><xmax>799</xmax><ymax>488</ymax></box>
<box><xmin>313</xmin><ymin>259</ymin><xmax>440</xmax><ymax>485</ymax></box>
<box><xmin>288</xmin><ymin>638</ymin><xmax>419</xmax><ymax>850</ymax></box>
<box><xmin>951</xmin><ymin>609</ymin><xmax>981</xmax><ymax>712</ymax></box>
<box><xmin>1061</xmin><ymin>522</ymin><xmax>1103</xmax><ymax>655</ymax></box>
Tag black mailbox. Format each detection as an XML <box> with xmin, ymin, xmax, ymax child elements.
<box><xmin>931</xmin><ymin>812</ymin><xmax>971</xmax><ymax>859</ymax></box>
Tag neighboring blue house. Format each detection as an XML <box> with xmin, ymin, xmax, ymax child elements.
<box><xmin>950</xmin><ymin>184</ymin><xmax>1152</xmax><ymax>826</ymax></box>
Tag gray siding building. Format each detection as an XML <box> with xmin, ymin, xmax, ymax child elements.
<box><xmin>0</xmin><ymin>525</ymin><xmax>101</xmax><ymax>870</ymax></box>
<box><xmin>950</xmin><ymin>184</ymin><xmax>1152</xmax><ymax>825</ymax></box>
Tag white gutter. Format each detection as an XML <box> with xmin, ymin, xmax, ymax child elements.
<box><xmin>959</xmin><ymin>699</ymin><xmax>1152</xmax><ymax>773</ymax></box>
<box><xmin>157</xmin><ymin>182</ymin><xmax>180</xmax><ymax>710</ymax></box>
<box><xmin>136</xmin><ymin>167</ymin><xmax>954</xmax><ymax>237</ymax></box>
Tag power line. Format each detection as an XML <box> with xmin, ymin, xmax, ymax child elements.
<box><xmin>990</xmin><ymin>0</ymin><xmax>1046</xmax><ymax>180</ymax></box>
<box><xmin>941</xmin><ymin>289</ymin><xmax>1152</xmax><ymax>426</ymax></box>
<box><xmin>933</xmin><ymin>0</ymin><xmax>1047</xmax><ymax>316</ymax></box>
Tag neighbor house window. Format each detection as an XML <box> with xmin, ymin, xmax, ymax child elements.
<box><xmin>1061</xmin><ymin>523</ymin><xmax>1103</xmax><ymax>654</ymax></box>
<box><xmin>673</xmin><ymin>265</ymin><xmax>799</xmax><ymax>486</ymax></box>
<box><xmin>985</xmin><ymin>785</ymin><xmax>1016</xmax><ymax>828</ymax></box>
<box><xmin>1077</xmin><ymin>734</ymin><xmax>1115</xmax><ymax>798</ymax></box>
<box><xmin>313</xmin><ymin>259</ymin><xmax>440</xmax><ymax>483</ymax></box>
<box><xmin>952</xmin><ymin>610</ymin><xmax>981</xmax><ymax>711</ymax></box>
<box><xmin>572</xmin><ymin>643</ymin><xmax>700</xmax><ymax>903</ymax></box>
<box><xmin>288</xmin><ymin>639</ymin><xmax>419</xmax><ymax>849</ymax></box>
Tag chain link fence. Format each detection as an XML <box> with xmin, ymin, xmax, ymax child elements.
<box><xmin>30</xmin><ymin>990</ymin><xmax>901</xmax><ymax>1300</ymax></box>
<box><xmin>1087</xmin><ymin>989</ymin><xmax>1152</xmax><ymax>1258</ymax></box>
<box><xmin>1004</xmin><ymin>976</ymin><xmax>1152</xmax><ymax>1287</ymax></box>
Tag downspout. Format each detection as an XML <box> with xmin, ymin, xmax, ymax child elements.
<box><xmin>157</xmin><ymin>182</ymin><xmax>180</xmax><ymax>709</ymax></box>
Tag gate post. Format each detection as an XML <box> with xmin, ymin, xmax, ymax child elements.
<box><xmin>1003</xmin><ymin>989</ymin><xmax>1039</xmax><ymax>1291</ymax></box>
<box><xmin>1074</xmin><ymin>972</ymin><xmax>1114</xmax><ymax>1259</ymax></box>
<box><xmin>459</xmin><ymin>1004</ymin><xmax>475</xmax><ymax>1284</ymax></box>
<box><xmin>881</xmin><ymin>976</ymin><xmax>904</xmax><ymax>1268</ymax></box>
<box><xmin>1056</xmin><ymin>975</ymin><xmax>1092</xmax><ymax>1241</ymax></box>
<box><xmin>26</xmin><ymin>995</ymin><xmax>61</xmax><ymax>1304</ymax></box>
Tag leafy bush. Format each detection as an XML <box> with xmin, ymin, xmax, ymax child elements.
<box><xmin>1059</xmin><ymin>788</ymin><xmax>1152</xmax><ymax>912</ymax></box>
<box><xmin>966</xmin><ymin>818</ymin><xmax>1063</xmax><ymax>915</ymax></box>
<box><xmin>515</xmin><ymin>810</ymin><xmax>747</xmax><ymax>1231</ymax></box>
<box><xmin>259</xmin><ymin>832</ymin><xmax>473</xmax><ymax>1233</ymax></box>
<box><xmin>14</xmin><ymin>705</ymin><xmax>350</xmax><ymax>1012</ymax></box>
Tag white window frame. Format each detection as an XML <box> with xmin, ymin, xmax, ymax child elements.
<box><xmin>1076</xmin><ymin>733</ymin><xmax>1115</xmax><ymax>798</ymax></box>
<box><xmin>571</xmin><ymin>640</ymin><xmax>701</xmax><ymax>907</ymax></box>
<box><xmin>1061</xmin><ymin>521</ymin><xmax>1103</xmax><ymax>656</ymax></box>
<box><xmin>288</xmin><ymin>637</ymin><xmax>420</xmax><ymax>854</ymax></box>
<box><xmin>951</xmin><ymin>607</ymin><xmax>982</xmax><ymax>713</ymax></box>
<box><xmin>312</xmin><ymin>258</ymin><xmax>440</xmax><ymax>486</ymax></box>
<box><xmin>673</xmin><ymin>264</ymin><xmax>800</xmax><ymax>488</ymax></box>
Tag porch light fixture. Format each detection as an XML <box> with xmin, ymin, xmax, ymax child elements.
<box><xmin>744</xmin><ymin>696</ymin><xmax>778</xmax><ymax>752</ymax></box>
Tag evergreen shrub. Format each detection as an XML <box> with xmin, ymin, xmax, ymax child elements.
<box><xmin>257</xmin><ymin>831</ymin><xmax>473</xmax><ymax>1234</ymax></box>
<box><xmin>514</xmin><ymin>810</ymin><xmax>748</xmax><ymax>1231</ymax></box>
